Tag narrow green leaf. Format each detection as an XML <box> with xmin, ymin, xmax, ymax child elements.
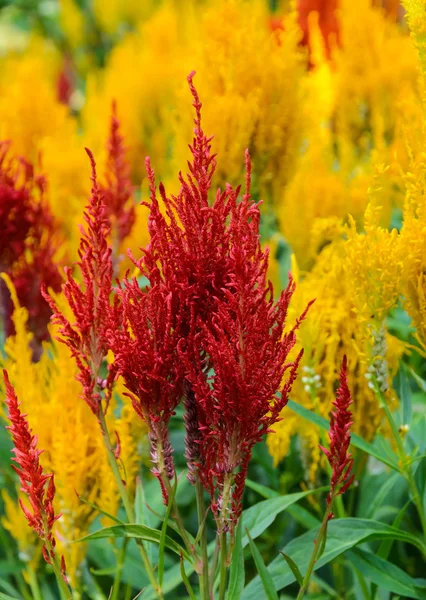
<box><xmin>348</xmin><ymin>548</ymin><xmax>426</xmax><ymax>599</ymax></box>
<box><xmin>78</xmin><ymin>496</ymin><xmax>123</xmax><ymax>525</ymax></box>
<box><xmin>180</xmin><ymin>554</ymin><xmax>197</xmax><ymax>600</ymax></box>
<box><xmin>287</xmin><ymin>400</ymin><xmax>400</xmax><ymax>471</ymax></box>
<box><xmin>377</xmin><ymin>498</ymin><xmax>413</xmax><ymax>560</ymax></box>
<box><xmin>0</xmin><ymin>577</ymin><xmax>21</xmax><ymax>598</ymax></box>
<box><xmin>241</xmin><ymin>487</ymin><xmax>328</xmax><ymax>548</ymax></box>
<box><xmin>242</xmin><ymin>518</ymin><xmax>426</xmax><ymax>599</ymax></box>
<box><xmin>245</xmin><ymin>479</ymin><xmax>279</xmax><ymax>499</ymax></box>
<box><xmin>365</xmin><ymin>472</ymin><xmax>403</xmax><ymax>519</ymax></box>
<box><xmin>245</xmin><ymin>528</ymin><xmax>278</xmax><ymax>600</ymax></box>
<box><xmin>0</xmin><ymin>593</ymin><xmax>20</xmax><ymax>600</ymax></box>
<box><xmin>78</xmin><ymin>523</ymin><xmax>191</xmax><ymax>562</ymax></box>
<box><xmin>227</xmin><ymin>519</ymin><xmax>245</xmax><ymax>600</ymax></box>
<box><xmin>158</xmin><ymin>475</ymin><xmax>178</xmax><ymax>586</ymax></box>
<box><xmin>400</xmin><ymin>366</ymin><xmax>413</xmax><ymax>426</ymax></box>
<box><xmin>279</xmin><ymin>553</ymin><xmax>303</xmax><ymax>586</ymax></box>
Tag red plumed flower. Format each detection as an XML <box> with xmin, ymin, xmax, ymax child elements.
<box><xmin>0</xmin><ymin>142</ymin><xmax>62</xmax><ymax>352</ymax></box>
<box><xmin>319</xmin><ymin>356</ymin><xmax>354</xmax><ymax>516</ymax></box>
<box><xmin>3</xmin><ymin>369</ymin><xmax>64</xmax><ymax>570</ymax></box>
<box><xmin>119</xmin><ymin>72</ymin><xmax>311</xmax><ymax>524</ymax></box>
<box><xmin>100</xmin><ymin>102</ymin><xmax>136</xmax><ymax>260</ymax></box>
<box><xmin>180</xmin><ymin>150</ymin><xmax>312</xmax><ymax>529</ymax></box>
<box><xmin>43</xmin><ymin>150</ymin><xmax>114</xmax><ymax>416</ymax></box>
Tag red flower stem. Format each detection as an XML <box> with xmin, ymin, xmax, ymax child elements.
<box><xmin>97</xmin><ymin>411</ymin><xmax>164</xmax><ymax>599</ymax></box>
<box><xmin>296</xmin><ymin>498</ymin><xmax>335</xmax><ymax>600</ymax></box>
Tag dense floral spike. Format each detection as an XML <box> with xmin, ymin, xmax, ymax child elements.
<box><xmin>319</xmin><ymin>356</ymin><xmax>354</xmax><ymax>515</ymax></box>
<box><xmin>0</xmin><ymin>141</ymin><xmax>62</xmax><ymax>351</ymax></box>
<box><xmin>180</xmin><ymin>150</ymin><xmax>312</xmax><ymax>529</ymax></box>
<box><xmin>122</xmin><ymin>72</ymin><xmax>311</xmax><ymax>523</ymax></box>
<box><xmin>101</xmin><ymin>102</ymin><xmax>136</xmax><ymax>259</ymax></box>
<box><xmin>109</xmin><ymin>275</ymin><xmax>185</xmax><ymax>502</ymax></box>
<box><xmin>3</xmin><ymin>369</ymin><xmax>64</xmax><ymax>569</ymax></box>
<box><xmin>43</xmin><ymin>150</ymin><xmax>114</xmax><ymax>416</ymax></box>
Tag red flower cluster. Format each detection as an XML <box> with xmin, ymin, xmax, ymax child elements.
<box><xmin>3</xmin><ymin>370</ymin><xmax>65</xmax><ymax>571</ymax></box>
<box><xmin>0</xmin><ymin>142</ymin><xmax>62</xmax><ymax>352</ymax></box>
<box><xmin>43</xmin><ymin>150</ymin><xmax>114</xmax><ymax>416</ymax></box>
<box><xmin>319</xmin><ymin>356</ymin><xmax>354</xmax><ymax>515</ymax></box>
<box><xmin>111</xmin><ymin>72</ymin><xmax>311</xmax><ymax>523</ymax></box>
<box><xmin>100</xmin><ymin>102</ymin><xmax>136</xmax><ymax>260</ymax></box>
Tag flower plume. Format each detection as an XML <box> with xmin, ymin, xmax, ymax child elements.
<box><xmin>3</xmin><ymin>369</ymin><xmax>64</xmax><ymax>571</ymax></box>
<box><xmin>42</xmin><ymin>149</ymin><xmax>114</xmax><ymax>416</ymax></box>
<box><xmin>319</xmin><ymin>356</ymin><xmax>354</xmax><ymax>515</ymax></box>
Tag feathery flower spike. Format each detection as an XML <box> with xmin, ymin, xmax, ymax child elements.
<box><xmin>42</xmin><ymin>149</ymin><xmax>114</xmax><ymax>416</ymax></box>
<box><xmin>319</xmin><ymin>356</ymin><xmax>354</xmax><ymax>517</ymax></box>
<box><xmin>101</xmin><ymin>102</ymin><xmax>136</xmax><ymax>263</ymax></box>
<box><xmin>3</xmin><ymin>369</ymin><xmax>65</xmax><ymax>573</ymax></box>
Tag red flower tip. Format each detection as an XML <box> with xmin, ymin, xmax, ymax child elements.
<box><xmin>3</xmin><ymin>369</ymin><xmax>61</xmax><ymax>564</ymax></box>
<box><xmin>320</xmin><ymin>355</ymin><xmax>354</xmax><ymax>510</ymax></box>
<box><xmin>44</xmin><ymin>150</ymin><xmax>114</xmax><ymax>416</ymax></box>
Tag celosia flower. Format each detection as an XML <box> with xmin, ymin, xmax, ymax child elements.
<box><xmin>100</xmin><ymin>102</ymin><xmax>136</xmax><ymax>261</ymax></box>
<box><xmin>3</xmin><ymin>369</ymin><xmax>65</xmax><ymax>571</ymax></box>
<box><xmin>0</xmin><ymin>141</ymin><xmax>62</xmax><ymax>351</ymax></box>
<box><xmin>109</xmin><ymin>278</ymin><xmax>184</xmax><ymax>502</ymax></box>
<box><xmin>180</xmin><ymin>149</ymin><xmax>312</xmax><ymax>530</ymax></box>
<box><xmin>43</xmin><ymin>150</ymin><xmax>114</xmax><ymax>416</ymax></box>
<box><xmin>319</xmin><ymin>356</ymin><xmax>354</xmax><ymax>515</ymax></box>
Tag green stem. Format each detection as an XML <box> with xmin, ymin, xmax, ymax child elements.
<box><xmin>218</xmin><ymin>474</ymin><xmax>233</xmax><ymax>600</ymax></box>
<box><xmin>218</xmin><ymin>530</ymin><xmax>228</xmax><ymax>600</ymax></box>
<box><xmin>26</xmin><ymin>565</ymin><xmax>43</xmax><ymax>600</ymax></box>
<box><xmin>296</xmin><ymin>503</ymin><xmax>333</xmax><ymax>600</ymax></box>
<box><xmin>209</xmin><ymin>535</ymin><xmax>220</xmax><ymax>597</ymax></box>
<box><xmin>111</xmin><ymin>540</ymin><xmax>129</xmax><ymax>600</ymax></box>
<box><xmin>98</xmin><ymin>411</ymin><xmax>163</xmax><ymax>599</ymax></box>
<box><xmin>195</xmin><ymin>479</ymin><xmax>210</xmax><ymax>600</ymax></box>
<box><xmin>51</xmin><ymin>553</ymin><xmax>72</xmax><ymax>600</ymax></box>
<box><xmin>378</xmin><ymin>388</ymin><xmax>426</xmax><ymax>544</ymax></box>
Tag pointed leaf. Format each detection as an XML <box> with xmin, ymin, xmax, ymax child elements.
<box><xmin>242</xmin><ymin>518</ymin><xmax>426</xmax><ymax>599</ymax></box>
<box><xmin>78</xmin><ymin>523</ymin><xmax>191</xmax><ymax>562</ymax></box>
<box><xmin>348</xmin><ymin>548</ymin><xmax>426</xmax><ymax>599</ymax></box>
<box><xmin>245</xmin><ymin>528</ymin><xmax>278</xmax><ymax>600</ymax></box>
<box><xmin>227</xmin><ymin>519</ymin><xmax>245</xmax><ymax>600</ymax></box>
<box><xmin>279</xmin><ymin>553</ymin><xmax>303</xmax><ymax>587</ymax></box>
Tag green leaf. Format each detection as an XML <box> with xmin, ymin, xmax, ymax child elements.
<box><xmin>78</xmin><ymin>495</ymin><xmax>123</xmax><ymax>525</ymax></box>
<box><xmin>365</xmin><ymin>471</ymin><xmax>403</xmax><ymax>519</ymax></box>
<box><xmin>78</xmin><ymin>523</ymin><xmax>191</xmax><ymax>562</ymax></box>
<box><xmin>400</xmin><ymin>366</ymin><xmax>413</xmax><ymax>426</ymax></box>
<box><xmin>180</xmin><ymin>554</ymin><xmax>197</xmax><ymax>600</ymax></box>
<box><xmin>158</xmin><ymin>475</ymin><xmax>178</xmax><ymax>586</ymax></box>
<box><xmin>287</xmin><ymin>400</ymin><xmax>400</xmax><ymax>471</ymax></box>
<box><xmin>348</xmin><ymin>548</ymin><xmax>426</xmax><ymax>599</ymax></box>
<box><xmin>227</xmin><ymin>519</ymin><xmax>245</xmax><ymax>600</ymax></box>
<box><xmin>0</xmin><ymin>577</ymin><xmax>21</xmax><ymax>598</ymax></box>
<box><xmin>0</xmin><ymin>594</ymin><xmax>20</xmax><ymax>600</ymax></box>
<box><xmin>279</xmin><ymin>552</ymin><xmax>303</xmax><ymax>586</ymax></box>
<box><xmin>242</xmin><ymin>518</ymin><xmax>426</xmax><ymax>599</ymax></box>
<box><xmin>245</xmin><ymin>479</ymin><xmax>279</xmax><ymax>499</ymax></box>
<box><xmin>245</xmin><ymin>528</ymin><xmax>279</xmax><ymax>600</ymax></box>
<box><xmin>241</xmin><ymin>488</ymin><xmax>327</xmax><ymax>548</ymax></box>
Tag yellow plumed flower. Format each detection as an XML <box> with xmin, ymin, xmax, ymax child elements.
<box><xmin>402</xmin><ymin>0</ymin><xmax>426</xmax><ymax>79</ymax></box>
<box><xmin>345</xmin><ymin>184</ymin><xmax>402</xmax><ymax>329</ymax></box>
<box><xmin>172</xmin><ymin>0</ymin><xmax>306</xmax><ymax>204</ymax></box>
